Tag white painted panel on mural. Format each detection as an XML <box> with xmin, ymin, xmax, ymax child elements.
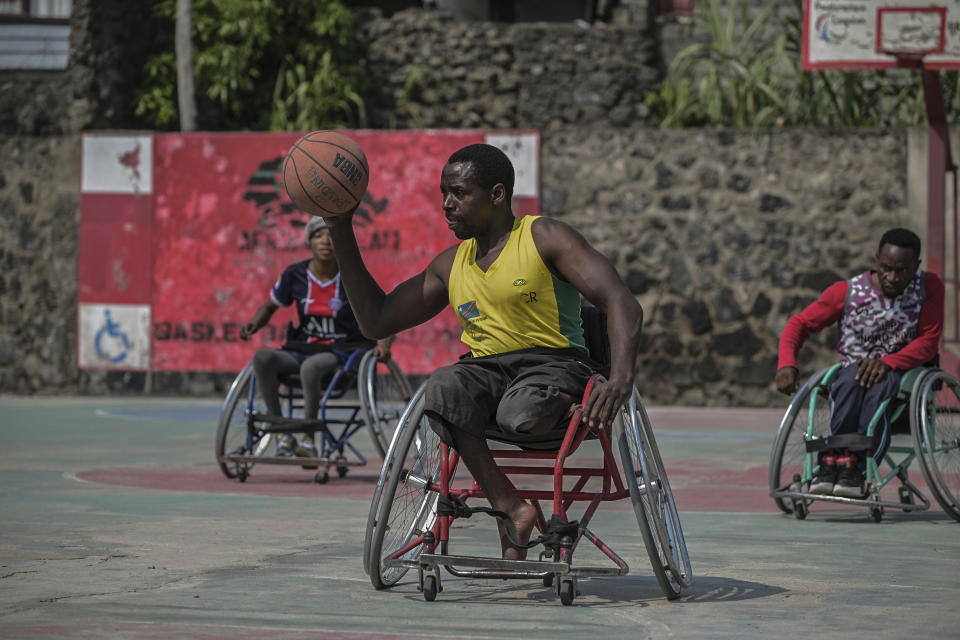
<box><xmin>485</xmin><ymin>133</ymin><xmax>539</xmax><ymax>198</ymax></box>
<box><xmin>78</xmin><ymin>303</ymin><xmax>151</xmax><ymax>370</ymax></box>
<box><xmin>81</xmin><ymin>134</ymin><xmax>153</xmax><ymax>195</ymax></box>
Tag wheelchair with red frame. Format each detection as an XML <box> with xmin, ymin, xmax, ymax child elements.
<box><xmin>215</xmin><ymin>339</ymin><xmax>412</xmax><ymax>484</ymax></box>
<box><xmin>362</xmin><ymin>307</ymin><xmax>692</xmax><ymax>605</ymax></box>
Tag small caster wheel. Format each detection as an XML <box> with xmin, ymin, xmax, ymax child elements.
<box><xmin>789</xmin><ymin>473</ymin><xmax>802</xmax><ymax>493</ymax></box>
<box><xmin>315</xmin><ymin>471</ymin><xmax>330</xmax><ymax>484</ymax></box>
<box><xmin>793</xmin><ymin>500</ymin><xmax>807</xmax><ymax>520</ymax></box>
<box><xmin>869</xmin><ymin>506</ymin><xmax>883</xmax><ymax>523</ymax></box>
<box><xmin>898</xmin><ymin>486</ymin><xmax>914</xmax><ymax>506</ymax></box>
<box><xmin>558</xmin><ymin>577</ymin><xmax>576</xmax><ymax>606</ymax></box>
<box><xmin>237</xmin><ymin>468</ymin><xmax>248</xmax><ymax>483</ymax></box>
<box><xmin>543</xmin><ymin>573</ymin><xmax>554</xmax><ymax>588</ymax></box>
<box><xmin>337</xmin><ymin>466</ymin><xmax>349</xmax><ymax>478</ymax></box>
<box><xmin>423</xmin><ymin>574</ymin><xmax>438</xmax><ymax>602</ymax></box>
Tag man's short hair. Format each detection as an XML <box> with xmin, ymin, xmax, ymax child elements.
<box><xmin>878</xmin><ymin>228</ymin><xmax>921</xmax><ymax>259</ymax></box>
<box><xmin>447</xmin><ymin>143</ymin><xmax>515</xmax><ymax>200</ymax></box>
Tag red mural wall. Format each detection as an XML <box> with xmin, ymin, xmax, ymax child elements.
<box><xmin>97</xmin><ymin>130</ymin><xmax>540</xmax><ymax>374</ymax></box>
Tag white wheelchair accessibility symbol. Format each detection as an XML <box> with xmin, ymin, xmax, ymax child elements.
<box><xmin>95</xmin><ymin>308</ymin><xmax>131</xmax><ymax>364</ymax></box>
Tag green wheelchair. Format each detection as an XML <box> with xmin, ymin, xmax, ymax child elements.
<box><xmin>769</xmin><ymin>363</ymin><xmax>960</xmax><ymax>522</ymax></box>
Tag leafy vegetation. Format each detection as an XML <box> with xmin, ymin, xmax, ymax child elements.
<box><xmin>645</xmin><ymin>0</ymin><xmax>960</xmax><ymax>128</ymax></box>
<box><xmin>135</xmin><ymin>0</ymin><xmax>366</xmax><ymax>131</ymax></box>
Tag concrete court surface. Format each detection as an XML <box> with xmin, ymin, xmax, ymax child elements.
<box><xmin>0</xmin><ymin>394</ymin><xmax>957</xmax><ymax>639</ymax></box>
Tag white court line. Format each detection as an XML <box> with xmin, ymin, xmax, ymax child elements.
<box><xmin>62</xmin><ymin>471</ymin><xmax>91</xmax><ymax>484</ymax></box>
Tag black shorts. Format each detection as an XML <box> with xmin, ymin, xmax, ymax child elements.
<box><xmin>423</xmin><ymin>347</ymin><xmax>598</xmax><ymax>448</ymax></box>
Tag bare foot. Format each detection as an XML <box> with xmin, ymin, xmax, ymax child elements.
<box><xmin>498</xmin><ymin>502</ymin><xmax>537</xmax><ymax>560</ymax></box>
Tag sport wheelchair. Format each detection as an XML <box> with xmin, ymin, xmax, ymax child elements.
<box><xmin>362</xmin><ymin>308</ymin><xmax>692</xmax><ymax>605</ymax></box>
<box><xmin>215</xmin><ymin>342</ymin><xmax>412</xmax><ymax>484</ymax></box>
<box><xmin>770</xmin><ymin>363</ymin><xmax>960</xmax><ymax>522</ymax></box>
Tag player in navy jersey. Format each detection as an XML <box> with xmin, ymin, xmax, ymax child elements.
<box><xmin>240</xmin><ymin>216</ymin><xmax>394</xmax><ymax>458</ymax></box>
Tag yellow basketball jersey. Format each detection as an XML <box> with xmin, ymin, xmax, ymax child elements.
<box><xmin>448</xmin><ymin>215</ymin><xmax>585</xmax><ymax>357</ymax></box>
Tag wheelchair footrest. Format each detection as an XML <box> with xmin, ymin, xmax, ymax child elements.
<box><xmin>771</xmin><ymin>489</ymin><xmax>929</xmax><ymax>511</ymax></box>
<box><xmin>415</xmin><ymin>554</ymin><xmax>629</xmax><ymax>579</ymax></box>
<box><xmin>418</xmin><ymin>553</ymin><xmax>569</xmax><ymax>575</ymax></box>
<box><xmin>251</xmin><ymin>413</ymin><xmax>329</xmax><ymax>431</ymax></box>
<box><xmin>222</xmin><ymin>454</ymin><xmax>364</xmax><ymax>467</ymax></box>
<box><xmin>804</xmin><ymin>434</ymin><xmax>876</xmax><ymax>453</ymax></box>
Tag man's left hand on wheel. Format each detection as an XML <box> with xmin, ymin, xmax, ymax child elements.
<box><xmin>855</xmin><ymin>358</ymin><xmax>890</xmax><ymax>388</ymax></box>
<box><xmin>584</xmin><ymin>376</ymin><xmax>632</xmax><ymax>428</ymax></box>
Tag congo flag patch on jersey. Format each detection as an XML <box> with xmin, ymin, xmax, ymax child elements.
<box><xmin>457</xmin><ymin>300</ymin><xmax>480</xmax><ymax>320</ymax></box>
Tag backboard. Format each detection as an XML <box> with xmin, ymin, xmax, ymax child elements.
<box><xmin>802</xmin><ymin>0</ymin><xmax>960</xmax><ymax>70</ymax></box>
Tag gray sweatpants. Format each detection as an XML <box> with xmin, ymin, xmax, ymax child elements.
<box><xmin>252</xmin><ymin>348</ymin><xmax>340</xmax><ymax>422</ymax></box>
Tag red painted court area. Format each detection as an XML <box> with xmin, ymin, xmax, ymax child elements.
<box><xmin>71</xmin><ymin>407</ymin><xmax>811</xmax><ymax>512</ymax></box>
<box><xmin>74</xmin><ymin>459</ymin><xmax>778</xmax><ymax>511</ymax></box>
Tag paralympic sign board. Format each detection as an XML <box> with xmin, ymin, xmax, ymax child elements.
<box><xmin>802</xmin><ymin>0</ymin><xmax>960</xmax><ymax>70</ymax></box>
<box><xmin>77</xmin><ymin>130</ymin><xmax>541</xmax><ymax>374</ymax></box>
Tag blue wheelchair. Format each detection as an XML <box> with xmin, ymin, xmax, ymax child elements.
<box><xmin>215</xmin><ymin>343</ymin><xmax>412</xmax><ymax>484</ymax></box>
<box><xmin>770</xmin><ymin>363</ymin><xmax>960</xmax><ymax>522</ymax></box>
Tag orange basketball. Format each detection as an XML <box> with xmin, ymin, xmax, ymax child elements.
<box><xmin>282</xmin><ymin>130</ymin><xmax>369</xmax><ymax>217</ymax></box>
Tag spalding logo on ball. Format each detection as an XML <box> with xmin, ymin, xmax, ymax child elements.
<box><xmin>283</xmin><ymin>130</ymin><xmax>370</xmax><ymax>217</ymax></box>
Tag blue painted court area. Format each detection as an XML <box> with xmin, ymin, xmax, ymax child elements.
<box><xmin>0</xmin><ymin>396</ymin><xmax>957</xmax><ymax>639</ymax></box>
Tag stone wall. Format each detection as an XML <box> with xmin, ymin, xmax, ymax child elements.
<box><xmin>0</xmin><ymin>6</ymin><xmax>924</xmax><ymax>405</ymax></box>
<box><xmin>354</xmin><ymin>8</ymin><xmax>660</xmax><ymax>130</ymax></box>
<box><xmin>540</xmin><ymin>128</ymin><xmax>916</xmax><ymax>406</ymax></box>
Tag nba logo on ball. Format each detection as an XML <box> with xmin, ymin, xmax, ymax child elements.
<box><xmin>283</xmin><ymin>131</ymin><xmax>370</xmax><ymax>217</ymax></box>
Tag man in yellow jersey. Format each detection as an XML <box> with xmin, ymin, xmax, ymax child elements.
<box><xmin>325</xmin><ymin>144</ymin><xmax>643</xmax><ymax>560</ymax></box>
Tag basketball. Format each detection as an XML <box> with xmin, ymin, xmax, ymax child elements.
<box><xmin>282</xmin><ymin>130</ymin><xmax>369</xmax><ymax>217</ymax></box>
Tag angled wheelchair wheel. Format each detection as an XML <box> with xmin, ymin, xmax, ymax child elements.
<box><xmin>358</xmin><ymin>350</ymin><xmax>414</xmax><ymax>458</ymax></box>
<box><xmin>362</xmin><ymin>383</ymin><xmax>425</xmax><ymax>576</ymax></box>
<box><xmin>615</xmin><ymin>389</ymin><xmax>692</xmax><ymax>600</ymax></box>
<box><xmin>366</xmin><ymin>387</ymin><xmax>444</xmax><ymax>589</ymax></box>
<box><xmin>769</xmin><ymin>366</ymin><xmax>835</xmax><ymax>514</ymax></box>
<box><xmin>215</xmin><ymin>362</ymin><xmax>273</xmax><ymax>480</ymax></box>
<box><xmin>910</xmin><ymin>369</ymin><xmax>960</xmax><ymax>522</ymax></box>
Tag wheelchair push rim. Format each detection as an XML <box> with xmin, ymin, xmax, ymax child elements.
<box><xmin>769</xmin><ymin>366</ymin><xmax>835</xmax><ymax>514</ymax></box>
<box><xmin>215</xmin><ymin>362</ymin><xmax>274</xmax><ymax>480</ymax></box>
<box><xmin>362</xmin><ymin>383</ymin><xmax>426</xmax><ymax>576</ymax></box>
<box><xmin>367</xmin><ymin>389</ymin><xmax>444</xmax><ymax>589</ymax></box>
<box><xmin>615</xmin><ymin>389</ymin><xmax>692</xmax><ymax>598</ymax></box>
<box><xmin>358</xmin><ymin>349</ymin><xmax>414</xmax><ymax>459</ymax></box>
<box><xmin>911</xmin><ymin>369</ymin><xmax>960</xmax><ymax>522</ymax></box>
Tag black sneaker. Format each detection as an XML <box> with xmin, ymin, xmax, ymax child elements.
<box><xmin>833</xmin><ymin>452</ymin><xmax>865</xmax><ymax>498</ymax></box>
<box><xmin>809</xmin><ymin>452</ymin><xmax>837</xmax><ymax>495</ymax></box>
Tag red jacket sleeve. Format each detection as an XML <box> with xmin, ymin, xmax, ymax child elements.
<box><xmin>777</xmin><ymin>281</ymin><xmax>847</xmax><ymax>370</ymax></box>
<box><xmin>880</xmin><ymin>271</ymin><xmax>944</xmax><ymax>371</ymax></box>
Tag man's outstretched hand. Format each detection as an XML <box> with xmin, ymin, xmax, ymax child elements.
<box><xmin>775</xmin><ymin>366</ymin><xmax>799</xmax><ymax>395</ymax></box>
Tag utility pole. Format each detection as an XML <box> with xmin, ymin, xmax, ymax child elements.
<box><xmin>175</xmin><ymin>0</ymin><xmax>197</xmax><ymax>131</ymax></box>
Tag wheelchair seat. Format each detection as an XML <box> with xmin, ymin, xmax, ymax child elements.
<box><xmin>483</xmin><ymin>305</ymin><xmax>610</xmax><ymax>451</ymax></box>
<box><xmin>769</xmin><ymin>361</ymin><xmax>960</xmax><ymax>522</ymax></box>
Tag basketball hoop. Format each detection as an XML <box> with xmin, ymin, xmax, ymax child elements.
<box><xmin>877</xmin><ymin>6</ymin><xmax>947</xmax><ymax>68</ymax></box>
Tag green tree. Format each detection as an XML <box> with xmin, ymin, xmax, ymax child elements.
<box><xmin>135</xmin><ymin>0</ymin><xmax>365</xmax><ymax>131</ymax></box>
<box><xmin>646</xmin><ymin>0</ymin><xmax>960</xmax><ymax>128</ymax></box>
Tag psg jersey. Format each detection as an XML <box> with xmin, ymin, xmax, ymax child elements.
<box><xmin>270</xmin><ymin>260</ymin><xmax>364</xmax><ymax>343</ymax></box>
